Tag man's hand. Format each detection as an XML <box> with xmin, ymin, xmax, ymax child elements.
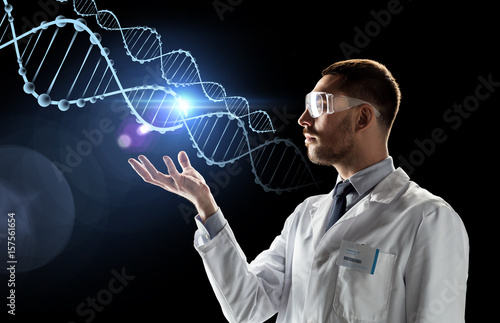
<box><xmin>128</xmin><ymin>151</ymin><xmax>218</xmax><ymax>223</ymax></box>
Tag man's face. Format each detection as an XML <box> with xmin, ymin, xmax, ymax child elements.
<box><xmin>298</xmin><ymin>74</ymin><xmax>356</xmax><ymax>166</ymax></box>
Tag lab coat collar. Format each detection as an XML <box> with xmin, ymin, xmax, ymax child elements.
<box><xmin>368</xmin><ymin>167</ymin><xmax>410</xmax><ymax>204</ymax></box>
<box><xmin>309</xmin><ymin>167</ymin><xmax>410</xmax><ymax>213</ymax></box>
<box><xmin>344</xmin><ymin>157</ymin><xmax>396</xmax><ymax>197</ymax></box>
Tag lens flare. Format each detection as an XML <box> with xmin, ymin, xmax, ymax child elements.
<box><xmin>117</xmin><ymin>134</ymin><xmax>132</xmax><ymax>148</ymax></box>
<box><xmin>177</xmin><ymin>97</ymin><xmax>189</xmax><ymax>117</ymax></box>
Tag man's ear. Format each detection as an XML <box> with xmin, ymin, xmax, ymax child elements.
<box><xmin>355</xmin><ymin>105</ymin><xmax>376</xmax><ymax>132</ymax></box>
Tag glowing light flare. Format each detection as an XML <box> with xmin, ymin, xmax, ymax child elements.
<box><xmin>137</xmin><ymin>124</ymin><xmax>151</xmax><ymax>135</ymax></box>
<box><xmin>176</xmin><ymin>97</ymin><xmax>189</xmax><ymax>117</ymax></box>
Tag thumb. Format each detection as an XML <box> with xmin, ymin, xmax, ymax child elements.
<box><xmin>178</xmin><ymin>151</ymin><xmax>192</xmax><ymax>170</ymax></box>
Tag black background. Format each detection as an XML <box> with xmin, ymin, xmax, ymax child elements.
<box><xmin>0</xmin><ymin>0</ymin><xmax>495</xmax><ymax>321</ymax></box>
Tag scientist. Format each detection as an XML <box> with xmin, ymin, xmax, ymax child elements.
<box><xmin>128</xmin><ymin>59</ymin><xmax>469</xmax><ymax>323</ymax></box>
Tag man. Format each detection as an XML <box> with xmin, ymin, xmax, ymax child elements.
<box><xmin>129</xmin><ymin>59</ymin><xmax>469</xmax><ymax>323</ymax></box>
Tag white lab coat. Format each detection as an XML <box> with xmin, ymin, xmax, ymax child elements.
<box><xmin>194</xmin><ymin>168</ymin><xmax>469</xmax><ymax>323</ymax></box>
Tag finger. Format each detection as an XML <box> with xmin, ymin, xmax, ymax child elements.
<box><xmin>163</xmin><ymin>155</ymin><xmax>181</xmax><ymax>181</ymax></box>
<box><xmin>178</xmin><ymin>151</ymin><xmax>192</xmax><ymax>170</ymax></box>
<box><xmin>128</xmin><ymin>158</ymin><xmax>155</xmax><ymax>182</ymax></box>
<box><xmin>137</xmin><ymin>155</ymin><xmax>162</xmax><ymax>179</ymax></box>
<box><xmin>130</xmin><ymin>158</ymin><xmax>177</xmax><ymax>192</ymax></box>
<box><xmin>136</xmin><ymin>155</ymin><xmax>171</xmax><ymax>186</ymax></box>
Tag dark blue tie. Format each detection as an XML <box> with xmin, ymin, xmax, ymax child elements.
<box><xmin>326</xmin><ymin>181</ymin><xmax>354</xmax><ymax>231</ymax></box>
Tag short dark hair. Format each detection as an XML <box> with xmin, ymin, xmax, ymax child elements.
<box><xmin>322</xmin><ymin>59</ymin><xmax>401</xmax><ymax>132</ymax></box>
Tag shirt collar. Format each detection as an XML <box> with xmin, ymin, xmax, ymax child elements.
<box><xmin>336</xmin><ymin>156</ymin><xmax>395</xmax><ymax>196</ymax></box>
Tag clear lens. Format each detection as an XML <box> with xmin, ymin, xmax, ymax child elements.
<box><xmin>306</xmin><ymin>92</ymin><xmax>326</xmax><ymax>118</ymax></box>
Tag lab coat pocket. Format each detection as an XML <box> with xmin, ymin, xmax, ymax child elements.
<box><xmin>333</xmin><ymin>251</ymin><xmax>396</xmax><ymax>322</ymax></box>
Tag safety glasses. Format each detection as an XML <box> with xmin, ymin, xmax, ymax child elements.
<box><xmin>305</xmin><ymin>92</ymin><xmax>381</xmax><ymax>119</ymax></box>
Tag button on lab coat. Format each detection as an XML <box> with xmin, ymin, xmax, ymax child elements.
<box><xmin>194</xmin><ymin>168</ymin><xmax>469</xmax><ymax>323</ymax></box>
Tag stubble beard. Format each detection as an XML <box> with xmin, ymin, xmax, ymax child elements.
<box><xmin>306</xmin><ymin>116</ymin><xmax>354</xmax><ymax>167</ymax></box>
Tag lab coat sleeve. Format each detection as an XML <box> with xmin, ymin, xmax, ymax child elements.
<box><xmin>404</xmin><ymin>205</ymin><xmax>469</xmax><ymax>323</ymax></box>
<box><xmin>194</xmin><ymin>209</ymin><xmax>292</xmax><ymax>323</ymax></box>
<box><xmin>194</xmin><ymin>209</ymin><xmax>227</xmax><ymax>246</ymax></box>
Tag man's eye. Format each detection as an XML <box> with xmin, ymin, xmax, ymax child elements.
<box><xmin>318</xmin><ymin>100</ymin><xmax>327</xmax><ymax>109</ymax></box>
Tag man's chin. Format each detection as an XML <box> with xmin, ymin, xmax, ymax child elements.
<box><xmin>307</xmin><ymin>147</ymin><xmax>332</xmax><ymax>166</ymax></box>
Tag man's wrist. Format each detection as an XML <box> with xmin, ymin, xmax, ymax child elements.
<box><xmin>195</xmin><ymin>195</ymin><xmax>218</xmax><ymax>224</ymax></box>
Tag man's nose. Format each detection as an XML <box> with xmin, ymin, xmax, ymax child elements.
<box><xmin>298</xmin><ymin>108</ymin><xmax>314</xmax><ymax>127</ymax></box>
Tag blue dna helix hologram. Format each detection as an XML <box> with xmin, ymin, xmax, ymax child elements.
<box><xmin>0</xmin><ymin>0</ymin><xmax>318</xmax><ymax>193</ymax></box>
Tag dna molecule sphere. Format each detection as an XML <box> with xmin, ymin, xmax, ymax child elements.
<box><xmin>0</xmin><ymin>0</ymin><xmax>318</xmax><ymax>193</ymax></box>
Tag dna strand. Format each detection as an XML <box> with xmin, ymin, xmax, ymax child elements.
<box><xmin>0</xmin><ymin>0</ymin><xmax>318</xmax><ymax>193</ymax></box>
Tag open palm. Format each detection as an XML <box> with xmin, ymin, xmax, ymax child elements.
<box><xmin>128</xmin><ymin>151</ymin><xmax>218</xmax><ymax>221</ymax></box>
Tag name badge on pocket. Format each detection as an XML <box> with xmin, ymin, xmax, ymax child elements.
<box><xmin>336</xmin><ymin>240</ymin><xmax>380</xmax><ymax>275</ymax></box>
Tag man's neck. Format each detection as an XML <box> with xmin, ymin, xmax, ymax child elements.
<box><xmin>334</xmin><ymin>151</ymin><xmax>389</xmax><ymax>180</ymax></box>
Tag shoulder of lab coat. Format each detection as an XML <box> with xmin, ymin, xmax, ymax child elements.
<box><xmin>392</xmin><ymin>173</ymin><xmax>469</xmax><ymax>322</ymax></box>
<box><xmin>370</xmin><ymin>168</ymin><xmax>469</xmax><ymax>322</ymax></box>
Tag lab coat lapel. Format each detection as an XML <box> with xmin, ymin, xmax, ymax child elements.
<box><xmin>309</xmin><ymin>192</ymin><xmax>334</xmax><ymax>249</ymax></box>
